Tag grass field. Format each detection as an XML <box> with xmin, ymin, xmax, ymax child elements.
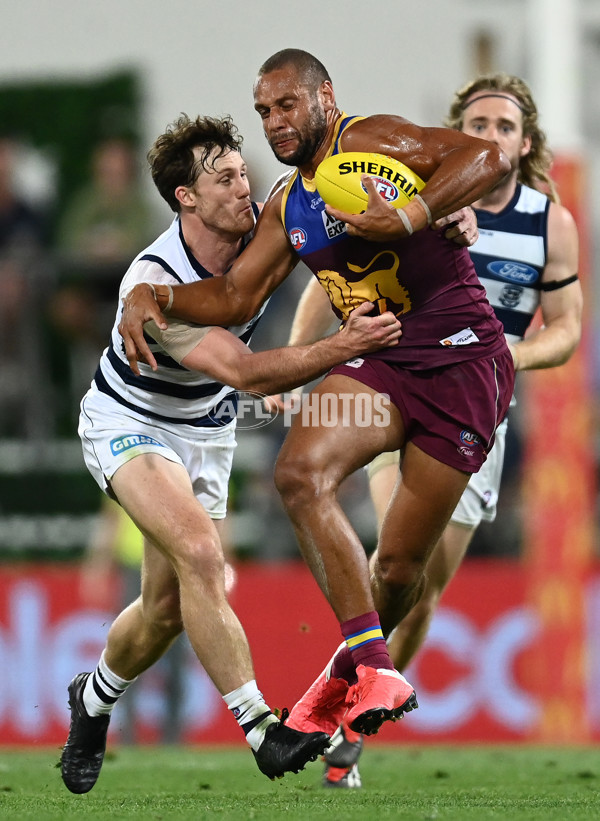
<box><xmin>1</xmin><ymin>745</ymin><xmax>599</xmax><ymax>820</ymax></box>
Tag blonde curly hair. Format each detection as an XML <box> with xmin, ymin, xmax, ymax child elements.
<box><xmin>445</xmin><ymin>74</ymin><xmax>558</xmax><ymax>203</ymax></box>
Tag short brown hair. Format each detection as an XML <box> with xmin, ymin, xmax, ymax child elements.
<box><xmin>147</xmin><ymin>114</ymin><xmax>243</xmax><ymax>212</ymax></box>
<box><xmin>445</xmin><ymin>74</ymin><xmax>558</xmax><ymax>203</ymax></box>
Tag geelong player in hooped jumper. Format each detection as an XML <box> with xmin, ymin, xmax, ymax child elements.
<box><xmin>118</xmin><ymin>50</ymin><xmax>514</xmax><ymax>742</ymax></box>
<box><xmin>60</xmin><ymin>113</ymin><xmax>407</xmax><ymax>793</ymax></box>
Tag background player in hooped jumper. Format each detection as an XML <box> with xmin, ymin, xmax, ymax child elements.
<box><xmin>281</xmin><ymin>73</ymin><xmax>583</xmax><ymax>787</ymax></box>
<box><xmin>117</xmin><ymin>49</ymin><xmax>513</xmax><ymax>743</ymax></box>
<box><xmin>60</xmin><ymin>113</ymin><xmax>407</xmax><ymax>795</ymax></box>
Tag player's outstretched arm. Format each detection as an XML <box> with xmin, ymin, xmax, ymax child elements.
<box><xmin>262</xmin><ymin>278</ymin><xmax>338</xmax><ymax>411</ymax></box>
<box><xmin>262</xmin><ymin>277</ymin><xmax>337</xmax><ymax>412</ymax></box>
<box><xmin>511</xmin><ymin>202</ymin><xmax>582</xmax><ymax>371</ymax></box>
<box><xmin>288</xmin><ymin>277</ymin><xmax>337</xmax><ymax>346</ymax></box>
<box><xmin>181</xmin><ymin>302</ymin><xmax>402</xmax><ymax>395</ymax></box>
<box><xmin>119</xmin><ymin>195</ymin><xmax>296</xmax><ymax>373</ymax></box>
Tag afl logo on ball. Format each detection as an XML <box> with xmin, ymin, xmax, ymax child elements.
<box><xmin>361</xmin><ymin>176</ymin><xmax>399</xmax><ymax>204</ymax></box>
<box><xmin>289</xmin><ymin>227</ymin><xmax>307</xmax><ymax>250</ymax></box>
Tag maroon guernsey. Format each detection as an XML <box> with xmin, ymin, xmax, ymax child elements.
<box><xmin>280</xmin><ymin>114</ymin><xmax>507</xmax><ymax>371</ymax></box>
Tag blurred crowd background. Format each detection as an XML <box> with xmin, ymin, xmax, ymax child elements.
<box><xmin>0</xmin><ymin>0</ymin><xmax>598</xmax><ymax>571</ymax></box>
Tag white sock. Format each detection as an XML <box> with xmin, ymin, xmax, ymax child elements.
<box><xmin>82</xmin><ymin>650</ymin><xmax>137</xmax><ymax>717</ymax></box>
<box><xmin>223</xmin><ymin>680</ymin><xmax>278</xmax><ymax>751</ymax></box>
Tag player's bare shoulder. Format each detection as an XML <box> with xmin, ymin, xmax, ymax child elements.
<box><xmin>546</xmin><ymin>199</ymin><xmax>579</xmax><ymax>270</ymax></box>
<box><xmin>340</xmin><ymin>114</ymin><xmax>436</xmax><ymax>179</ymax></box>
<box><xmin>342</xmin><ymin>114</ymin><xmax>416</xmax><ymax>150</ymax></box>
<box><xmin>547</xmin><ymin>198</ymin><xmax>578</xmax><ymax>236</ymax></box>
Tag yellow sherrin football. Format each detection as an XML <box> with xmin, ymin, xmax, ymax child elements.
<box><xmin>314</xmin><ymin>151</ymin><xmax>425</xmax><ymax>214</ymax></box>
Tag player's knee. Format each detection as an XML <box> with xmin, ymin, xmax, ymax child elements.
<box><xmin>376</xmin><ymin>555</ymin><xmax>423</xmax><ymax>593</ymax></box>
<box><xmin>274</xmin><ymin>452</ymin><xmax>332</xmax><ymax>509</ymax></box>
<box><xmin>174</xmin><ymin>532</ymin><xmax>225</xmax><ymax>586</ymax></box>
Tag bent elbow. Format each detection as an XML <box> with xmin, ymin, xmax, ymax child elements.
<box><xmin>223</xmin><ymin>370</ymin><xmax>248</xmax><ymax>392</ymax></box>
<box><xmin>225</xmin><ymin>367</ymin><xmax>264</xmax><ymax>393</ymax></box>
<box><xmin>553</xmin><ymin>329</ymin><xmax>582</xmax><ymax>367</ymax></box>
<box><xmin>223</xmin><ymin>282</ymin><xmax>264</xmax><ymax>325</ymax></box>
<box><xmin>223</xmin><ymin>299</ymin><xmax>256</xmax><ymax>326</ymax></box>
<box><xmin>239</xmin><ymin>307</ymin><xmax>261</xmax><ymax>324</ymax></box>
<box><xmin>567</xmin><ymin>330</ymin><xmax>583</xmax><ymax>361</ymax></box>
<box><xmin>489</xmin><ymin>145</ymin><xmax>511</xmax><ymax>181</ymax></box>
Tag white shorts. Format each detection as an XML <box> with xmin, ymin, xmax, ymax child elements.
<box><xmin>366</xmin><ymin>416</ymin><xmax>508</xmax><ymax>528</ymax></box>
<box><xmin>79</xmin><ymin>387</ymin><xmax>237</xmax><ymax>519</ymax></box>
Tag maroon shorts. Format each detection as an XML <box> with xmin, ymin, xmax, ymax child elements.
<box><xmin>329</xmin><ymin>349</ymin><xmax>514</xmax><ymax>473</ymax></box>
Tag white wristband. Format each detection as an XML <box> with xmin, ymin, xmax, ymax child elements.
<box><xmin>397</xmin><ymin>208</ymin><xmax>414</xmax><ymax>236</ymax></box>
<box><xmin>164</xmin><ymin>283</ymin><xmax>174</xmax><ymax>313</ymax></box>
<box><xmin>414</xmin><ymin>194</ymin><xmax>433</xmax><ymax>225</ymax></box>
<box><xmin>147</xmin><ymin>282</ymin><xmax>174</xmax><ymax>313</ymax></box>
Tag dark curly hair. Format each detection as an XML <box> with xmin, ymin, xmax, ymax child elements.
<box><xmin>147</xmin><ymin>114</ymin><xmax>243</xmax><ymax>212</ymax></box>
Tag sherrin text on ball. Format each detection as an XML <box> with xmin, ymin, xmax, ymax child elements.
<box><xmin>314</xmin><ymin>152</ymin><xmax>425</xmax><ymax>215</ymax></box>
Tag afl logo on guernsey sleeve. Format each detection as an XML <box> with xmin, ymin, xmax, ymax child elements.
<box><xmin>289</xmin><ymin>227</ymin><xmax>307</xmax><ymax>251</ymax></box>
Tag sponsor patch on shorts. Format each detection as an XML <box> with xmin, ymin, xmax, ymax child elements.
<box><xmin>344</xmin><ymin>358</ymin><xmax>365</xmax><ymax>368</ymax></box>
<box><xmin>439</xmin><ymin>328</ymin><xmax>480</xmax><ymax>347</ymax></box>
<box><xmin>110</xmin><ymin>434</ymin><xmax>166</xmax><ymax>455</ymax></box>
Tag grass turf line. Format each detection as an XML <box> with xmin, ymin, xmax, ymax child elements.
<box><xmin>0</xmin><ymin>746</ymin><xmax>599</xmax><ymax>820</ymax></box>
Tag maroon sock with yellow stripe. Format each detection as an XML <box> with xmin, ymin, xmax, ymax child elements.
<box><xmin>341</xmin><ymin>611</ymin><xmax>394</xmax><ymax>672</ymax></box>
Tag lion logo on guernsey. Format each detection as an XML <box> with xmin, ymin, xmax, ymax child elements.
<box><xmin>289</xmin><ymin>227</ymin><xmax>307</xmax><ymax>250</ymax></box>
